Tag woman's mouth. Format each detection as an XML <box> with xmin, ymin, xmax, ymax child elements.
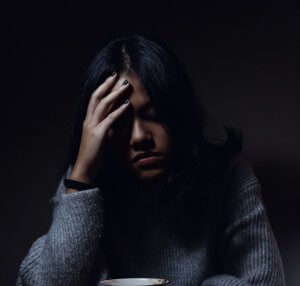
<box><xmin>134</xmin><ymin>155</ymin><xmax>163</xmax><ymax>167</ymax></box>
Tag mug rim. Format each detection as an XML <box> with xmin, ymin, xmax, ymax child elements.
<box><xmin>98</xmin><ymin>277</ymin><xmax>170</xmax><ymax>285</ymax></box>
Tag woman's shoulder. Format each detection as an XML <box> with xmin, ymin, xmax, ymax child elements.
<box><xmin>227</xmin><ymin>151</ymin><xmax>261</xmax><ymax>193</ymax></box>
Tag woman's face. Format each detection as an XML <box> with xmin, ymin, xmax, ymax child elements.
<box><xmin>108</xmin><ymin>70</ymin><xmax>173</xmax><ymax>185</ymax></box>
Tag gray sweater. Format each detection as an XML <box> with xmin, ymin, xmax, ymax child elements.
<box><xmin>16</xmin><ymin>152</ymin><xmax>285</xmax><ymax>285</ymax></box>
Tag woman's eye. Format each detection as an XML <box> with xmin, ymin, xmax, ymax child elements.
<box><xmin>145</xmin><ymin>112</ymin><xmax>159</xmax><ymax>121</ymax></box>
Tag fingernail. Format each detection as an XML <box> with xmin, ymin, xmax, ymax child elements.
<box><xmin>122</xmin><ymin>79</ymin><xmax>129</xmax><ymax>85</ymax></box>
<box><xmin>124</xmin><ymin>99</ymin><xmax>129</xmax><ymax>104</ymax></box>
<box><xmin>111</xmin><ymin>71</ymin><xmax>116</xmax><ymax>77</ymax></box>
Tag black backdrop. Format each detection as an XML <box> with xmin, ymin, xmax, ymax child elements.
<box><xmin>1</xmin><ymin>1</ymin><xmax>299</xmax><ymax>285</ymax></box>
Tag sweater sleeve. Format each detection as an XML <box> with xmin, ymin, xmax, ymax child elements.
<box><xmin>16</xmin><ymin>166</ymin><xmax>110</xmax><ymax>286</ymax></box>
<box><xmin>202</xmin><ymin>153</ymin><xmax>286</xmax><ymax>286</ymax></box>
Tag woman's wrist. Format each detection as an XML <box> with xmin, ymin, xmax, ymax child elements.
<box><xmin>64</xmin><ymin>177</ymin><xmax>96</xmax><ymax>192</ymax></box>
<box><xmin>69</xmin><ymin>164</ymin><xmax>95</xmax><ymax>185</ymax></box>
<box><xmin>63</xmin><ymin>164</ymin><xmax>97</xmax><ymax>193</ymax></box>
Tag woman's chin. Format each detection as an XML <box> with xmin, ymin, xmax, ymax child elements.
<box><xmin>132</xmin><ymin>167</ymin><xmax>169</xmax><ymax>184</ymax></box>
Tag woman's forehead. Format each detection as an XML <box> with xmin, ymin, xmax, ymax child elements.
<box><xmin>111</xmin><ymin>71</ymin><xmax>153</xmax><ymax>111</ymax></box>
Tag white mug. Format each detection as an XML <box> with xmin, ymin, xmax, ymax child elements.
<box><xmin>98</xmin><ymin>278</ymin><xmax>170</xmax><ymax>285</ymax></box>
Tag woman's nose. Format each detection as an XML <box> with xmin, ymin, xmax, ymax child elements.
<box><xmin>130</xmin><ymin>119</ymin><xmax>151</xmax><ymax>146</ymax></box>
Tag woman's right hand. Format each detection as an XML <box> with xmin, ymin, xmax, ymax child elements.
<box><xmin>69</xmin><ymin>72</ymin><xmax>131</xmax><ymax>185</ymax></box>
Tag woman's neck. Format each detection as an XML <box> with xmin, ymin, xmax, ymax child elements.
<box><xmin>134</xmin><ymin>173</ymin><xmax>172</xmax><ymax>208</ymax></box>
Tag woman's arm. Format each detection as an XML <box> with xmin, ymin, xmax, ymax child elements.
<box><xmin>16</xmin><ymin>166</ymin><xmax>109</xmax><ymax>286</ymax></box>
<box><xmin>202</xmin><ymin>153</ymin><xmax>285</xmax><ymax>286</ymax></box>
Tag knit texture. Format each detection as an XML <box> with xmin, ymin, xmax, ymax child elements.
<box><xmin>16</xmin><ymin>152</ymin><xmax>285</xmax><ymax>285</ymax></box>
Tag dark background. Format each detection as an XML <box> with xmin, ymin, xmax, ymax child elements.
<box><xmin>1</xmin><ymin>1</ymin><xmax>299</xmax><ymax>285</ymax></box>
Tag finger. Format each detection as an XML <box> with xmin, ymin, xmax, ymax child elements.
<box><xmin>85</xmin><ymin>72</ymin><xmax>118</xmax><ymax>123</ymax></box>
<box><xmin>90</xmin><ymin>82</ymin><xmax>130</xmax><ymax>126</ymax></box>
<box><xmin>98</xmin><ymin>100</ymin><xmax>130</xmax><ymax>133</ymax></box>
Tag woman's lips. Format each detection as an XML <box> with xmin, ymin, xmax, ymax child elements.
<box><xmin>134</xmin><ymin>155</ymin><xmax>163</xmax><ymax>167</ymax></box>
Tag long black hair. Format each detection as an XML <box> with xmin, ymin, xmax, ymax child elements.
<box><xmin>57</xmin><ymin>33</ymin><xmax>243</xmax><ymax>213</ymax></box>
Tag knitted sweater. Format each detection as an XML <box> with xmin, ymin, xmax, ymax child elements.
<box><xmin>16</xmin><ymin>152</ymin><xmax>285</xmax><ymax>285</ymax></box>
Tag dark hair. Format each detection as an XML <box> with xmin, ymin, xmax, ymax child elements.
<box><xmin>57</xmin><ymin>33</ymin><xmax>243</xmax><ymax>213</ymax></box>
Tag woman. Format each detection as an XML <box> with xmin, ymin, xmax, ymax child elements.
<box><xmin>17</xmin><ymin>34</ymin><xmax>285</xmax><ymax>285</ymax></box>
